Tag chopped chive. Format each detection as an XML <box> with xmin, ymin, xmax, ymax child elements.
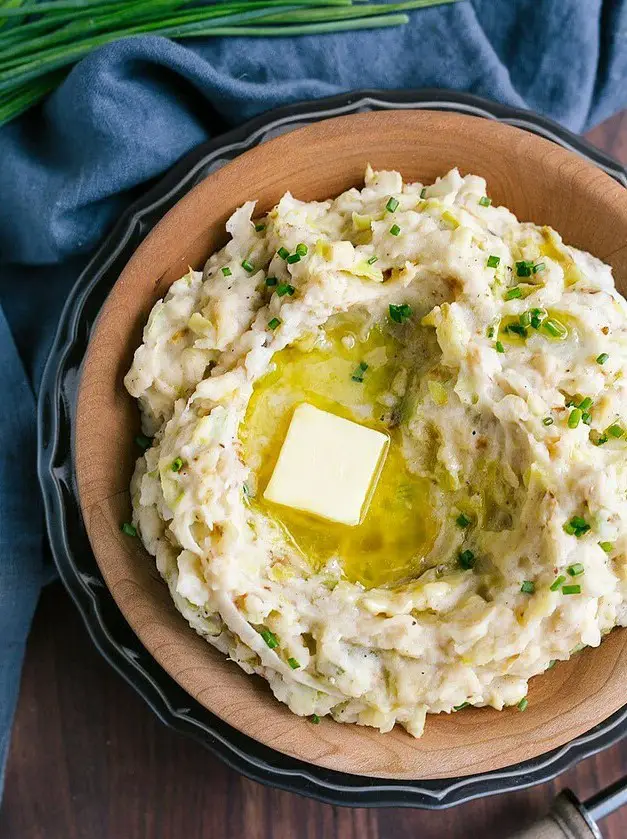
<box><xmin>530</xmin><ymin>307</ymin><xmax>547</xmax><ymax>329</ymax></box>
<box><xmin>268</xmin><ymin>317</ymin><xmax>281</xmax><ymax>330</ymax></box>
<box><xmin>599</xmin><ymin>541</ymin><xmax>614</xmax><ymax>553</ymax></box>
<box><xmin>495</xmin><ymin>340</ymin><xmax>505</xmax><ymax>353</ymax></box>
<box><xmin>453</xmin><ymin>702</ymin><xmax>470</xmax><ymax>711</ymax></box>
<box><xmin>351</xmin><ymin>361</ymin><xmax>369</xmax><ymax>382</ymax></box>
<box><xmin>547</xmin><ymin>660</ymin><xmax>557</xmax><ymax>669</ymax></box>
<box><xmin>487</xmin><ymin>326</ymin><xmax>495</xmax><ymax>339</ymax></box>
<box><xmin>286</xmin><ymin>252</ymin><xmax>301</xmax><ymax>264</ymax></box>
<box><xmin>456</xmin><ymin>513</ymin><xmax>471</xmax><ymax>528</ymax></box>
<box><xmin>265</xmin><ymin>276</ymin><xmax>278</xmax><ymax>287</ymax></box>
<box><xmin>550</xmin><ymin>575</ymin><xmax>567</xmax><ymax>591</ymax></box>
<box><xmin>287</xmin><ymin>657</ymin><xmax>300</xmax><ymax>670</ymax></box>
<box><xmin>506</xmin><ymin>323</ymin><xmax>528</xmax><ymax>338</ymax></box>
<box><xmin>567</xmin><ymin>563</ymin><xmax>585</xmax><ymax>577</ymax></box>
<box><xmin>607</xmin><ymin>423</ymin><xmax>624</xmax><ymax>439</ymax></box>
<box><xmin>590</xmin><ymin>430</ymin><xmax>608</xmax><ymax>446</ymax></box>
<box><xmin>563</xmin><ymin>516</ymin><xmax>590</xmax><ymax>537</ymax></box>
<box><xmin>519</xmin><ymin>311</ymin><xmax>531</xmax><ymax>328</ymax></box>
<box><xmin>487</xmin><ymin>254</ymin><xmax>500</xmax><ymax>268</ymax></box>
<box><xmin>221</xmin><ymin>266</ymin><xmax>232</xmax><ymax>277</ymax></box>
<box><xmin>420</xmin><ymin>187</ymin><xmax>427</xmax><ymax>199</ymax></box>
<box><xmin>260</xmin><ymin>629</ymin><xmax>279</xmax><ymax>649</ymax></box>
<box><xmin>542</xmin><ymin>318</ymin><xmax>568</xmax><ymax>339</ymax></box>
<box><xmin>135</xmin><ymin>434</ymin><xmax>152</xmax><ymax>450</ymax></box>
<box><xmin>121</xmin><ymin>522</ymin><xmax>137</xmax><ymax>537</ymax></box>
<box><xmin>596</xmin><ymin>353</ymin><xmax>609</xmax><ymax>365</ymax></box>
<box><xmin>521</xmin><ymin>580</ymin><xmax>535</xmax><ymax>594</ymax></box>
<box><xmin>532</xmin><ymin>262</ymin><xmax>546</xmax><ymax>274</ymax></box>
<box><xmin>277</xmin><ymin>247</ymin><xmax>290</xmax><ymax>260</ymax></box>
<box><xmin>389</xmin><ymin>224</ymin><xmax>401</xmax><ymax>236</ymax></box>
<box><xmin>295</xmin><ymin>243</ymin><xmax>308</xmax><ymax>257</ymax></box>
<box><xmin>479</xmin><ymin>196</ymin><xmax>492</xmax><ymax>207</ymax></box>
<box><xmin>171</xmin><ymin>457</ymin><xmax>184</xmax><ymax>472</ymax></box>
<box><xmin>367</xmin><ymin>255</ymin><xmax>378</xmax><ymax>265</ymax></box>
<box><xmin>562</xmin><ymin>584</ymin><xmax>581</xmax><ymax>595</ymax></box>
<box><xmin>504</xmin><ymin>287</ymin><xmax>522</xmax><ymax>300</ymax></box>
<box><xmin>582</xmin><ymin>412</ymin><xmax>592</xmax><ymax>426</ymax></box>
<box><xmin>542</xmin><ymin>417</ymin><xmax>554</xmax><ymax>426</ymax></box>
<box><xmin>517</xmin><ymin>698</ymin><xmax>528</xmax><ymax>711</ymax></box>
<box><xmin>243</xmin><ymin>482</ymin><xmax>251</xmax><ymax>498</ymax></box>
<box><xmin>389</xmin><ymin>303</ymin><xmax>412</xmax><ymax>323</ymax></box>
<box><xmin>515</xmin><ymin>261</ymin><xmax>533</xmax><ymax>277</ymax></box>
<box><xmin>255</xmin><ymin>223</ymin><xmax>266</xmax><ymax>232</ymax></box>
<box><xmin>578</xmin><ymin>397</ymin><xmax>593</xmax><ymax>411</ymax></box>
<box><xmin>458</xmin><ymin>549</ymin><xmax>476</xmax><ymax>570</ymax></box>
<box><xmin>276</xmin><ymin>283</ymin><xmax>295</xmax><ymax>297</ymax></box>
<box><xmin>311</xmin><ymin>714</ymin><xmax>321</xmax><ymax>724</ymax></box>
<box><xmin>241</xmin><ymin>259</ymin><xmax>255</xmax><ymax>272</ymax></box>
<box><xmin>386</xmin><ymin>197</ymin><xmax>399</xmax><ymax>212</ymax></box>
<box><xmin>568</xmin><ymin>408</ymin><xmax>582</xmax><ymax>429</ymax></box>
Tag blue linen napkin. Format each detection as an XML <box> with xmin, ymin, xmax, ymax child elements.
<box><xmin>0</xmin><ymin>0</ymin><xmax>626</xmax><ymax>795</ymax></box>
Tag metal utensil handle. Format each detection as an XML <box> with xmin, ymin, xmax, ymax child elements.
<box><xmin>505</xmin><ymin>792</ymin><xmax>602</xmax><ymax>839</ymax></box>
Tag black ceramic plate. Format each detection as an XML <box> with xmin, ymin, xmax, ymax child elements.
<box><xmin>38</xmin><ymin>90</ymin><xmax>627</xmax><ymax>809</ymax></box>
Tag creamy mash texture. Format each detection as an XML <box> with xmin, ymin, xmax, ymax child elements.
<box><xmin>125</xmin><ymin>167</ymin><xmax>627</xmax><ymax>737</ymax></box>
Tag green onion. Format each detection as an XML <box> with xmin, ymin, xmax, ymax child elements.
<box><xmin>241</xmin><ymin>259</ymin><xmax>254</xmax><ymax>272</ymax></box>
<box><xmin>420</xmin><ymin>187</ymin><xmax>427</xmax><ymax>199</ymax></box>
<box><xmin>286</xmin><ymin>252</ymin><xmax>301</xmax><ymax>264</ymax></box>
<box><xmin>287</xmin><ymin>657</ymin><xmax>300</xmax><ymax>669</ymax></box>
<box><xmin>547</xmin><ymin>660</ymin><xmax>557</xmax><ymax>670</ymax></box>
<box><xmin>135</xmin><ymin>434</ymin><xmax>152</xmax><ymax>450</ymax></box>
<box><xmin>596</xmin><ymin>353</ymin><xmax>609</xmax><ymax>365</ymax></box>
<box><xmin>578</xmin><ymin>397</ymin><xmax>593</xmax><ymax>411</ymax></box>
<box><xmin>389</xmin><ymin>224</ymin><xmax>401</xmax><ymax>236</ymax></box>
<box><xmin>486</xmin><ymin>255</ymin><xmax>500</xmax><ymax>268</ymax></box>
<box><xmin>599</xmin><ymin>541</ymin><xmax>614</xmax><ymax>553</ymax></box>
<box><xmin>495</xmin><ymin>340</ymin><xmax>505</xmax><ymax>353</ymax></box>
<box><xmin>530</xmin><ymin>307</ymin><xmax>546</xmax><ymax>329</ymax></box>
<box><xmin>453</xmin><ymin>702</ymin><xmax>470</xmax><ymax>711</ymax></box>
<box><xmin>386</xmin><ymin>196</ymin><xmax>399</xmax><ymax>212</ymax></box>
<box><xmin>242</xmin><ymin>482</ymin><xmax>252</xmax><ymax>497</ymax></box>
<box><xmin>351</xmin><ymin>361</ymin><xmax>369</xmax><ymax>382</ymax></box>
<box><xmin>542</xmin><ymin>318</ymin><xmax>568</xmax><ymax>339</ymax></box>
<box><xmin>590</xmin><ymin>430</ymin><xmax>608</xmax><ymax>446</ymax></box>
<box><xmin>504</xmin><ymin>286</ymin><xmax>522</xmax><ymax>300</ymax></box>
<box><xmin>542</xmin><ymin>417</ymin><xmax>554</xmax><ymax>426</ymax></box>
<box><xmin>563</xmin><ymin>516</ymin><xmax>590</xmax><ymax>537</ymax></box>
<box><xmin>532</xmin><ymin>262</ymin><xmax>546</xmax><ymax>274</ymax></box>
<box><xmin>515</xmin><ymin>261</ymin><xmax>533</xmax><ymax>277</ymax></box>
<box><xmin>265</xmin><ymin>276</ymin><xmax>278</xmax><ymax>287</ymax></box>
<box><xmin>521</xmin><ymin>580</ymin><xmax>535</xmax><ymax>594</ymax></box>
<box><xmin>311</xmin><ymin>714</ymin><xmax>321</xmax><ymax>724</ymax></box>
<box><xmin>295</xmin><ymin>242</ymin><xmax>308</xmax><ymax>257</ymax></box>
<box><xmin>562</xmin><ymin>584</ymin><xmax>581</xmax><ymax>595</ymax></box>
<box><xmin>389</xmin><ymin>303</ymin><xmax>412</xmax><ymax>323</ymax></box>
<box><xmin>568</xmin><ymin>408</ymin><xmax>582</xmax><ymax>429</ymax></box>
<box><xmin>277</xmin><ymin>246</ymin><xmax>290</xmax><ymax>260</ymax></box>
<box><xmin>582</xmin><ymin>412</ymin><xmax>592</xmax><ymax>426</ymax></box>
<box><xmin>567</xmin><ymin>563</ymin><xmax>585</xmax><ymax>577</ymax></box>
<box><xmin>260</xmin><ymin>629</ymin><xmax>279</xmax><ymax>649</ymax></box>
<box><xmin>517</xmin><ymin>698</ymin><xmax>528</xmax><ymax>711</ymax></box>
<box><xmin>171</xmin><ymin>457</ymin><xmax>184</xmax><ymax>472</ymax></box>
<box><xmin>367</xmin><ymin>255</ymin><xmax>378</xmax><ymax>265</ymax></box>
<box><xmin>267</xmin><ymin>317</ymin><xmax>281</xmax><ymax>330</ymax></box>
<box><xmin>221</xmin><ymin>266</ymin><xmax>232</xmax><ymax>277</ymax></box>
<box><xmin>458</xmin><ymin>549</ymin><xmax>476</xmax><ymax>570</ymax></box>
<box><xmin>486</xmin><ymin>326</ymin><xmax>495</xmax><ymax>339</ymax></box>
<box><xmin>607</xmin><ymin>423</ymin><xmax>624</xmax><ymax>439</ymax></box>
<box><xmin>506</xmin><ymin>322</ymin><xmax>528</xmax><ymax>338</ymax></box>
<box><xmin>550</xmin><ymin>575</ymin><xmax>566</xmax><ymax>591</ymax></box>
<box><xmin>121</xmin><ymin>522</ymin><xmax>137</xmax><ymax>537</ymax></box>
<box><xmin>456</xmin><ymin>513</ymin><xmax>471</xmax><ymax>528</ymax></box>
<box><xmin>276</xmin><ymin>283</ymin><xmax>295</xmax><ymax>297</ymax></box>
<box><xmin>479</xmin><ymin>196</ymin><xmax>491</xmax><ymax>207</ymax></box>
<box><xmin>519</xmin><ymin>311</ymin><xmax>531</xmax><ymax>328</ymax></box>
<box><xmin>255</xmin><ymin>223</ymin><xmax>266</xmax><ymax>232</ymax></box>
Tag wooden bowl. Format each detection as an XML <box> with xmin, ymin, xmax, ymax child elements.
<box><xmin>76</xmin><ymin>110</ymin><xmax>627</xmax><ymax>780</ymax></box>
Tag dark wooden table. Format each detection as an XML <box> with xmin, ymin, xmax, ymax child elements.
<box><xmin>1</xmin><ymin>113</ymin><xmax>626</xmax><ymax>839</ymax></box>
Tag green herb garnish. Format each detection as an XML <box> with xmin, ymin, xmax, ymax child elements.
<box><xmin>504</xmin><ymin>286</ymin><xmax>522</xmax><ymax>300</ymax></box>
<box><xmin>487</xmin><ymin>255</ymin><xmax>500</xmax><ymax>268</ymax></box>
<box><xmin>542</xmin><ymin>318</ymin><xmax>568</xmax><ymax>339</ymax></box>
<box><xmin>550</xmin><ymin>575</ymin><xmax>567</xmax><ymax>591</ymax></box>
<box><xmin>567</xmin><ymin>563</ymin><xmax>585</xmax><ymax>577</ymax></box>
<box><xmin>367</xmin><ymin>255</ymin><xmax>378</xmax><ymax>265</ymax></box>
<box><xmin>286</xmin><ymin>253</ymin><xmax>301</xmax><ymax>264</ymax></box>
<box><xmin>276</xmin><ymin>283</ymin><xmax>295</xmax><ymax>297</ymax></box>
<box><xmin>386</xmin><ymin>197</ymin><xmax>399</xmax><ymax>212</ymax></box>
<box><xmin>542</xmin><ymin>417</ymin><xmax>554</xmax><ymax>426</ymax></box>
<box><xmin>389</xmin><ymin>303</ymin><xmax>412</xmax><ymax>323</ymax></box>
<box><xmin>515</xmin><ymin>261</ymin><xmax>533</xmax><ymax>277</ymax></box>
<box><xmin>458</xmin><ymin>549</ymin><xmax>476</xmax><ymax>570</ymax></box>
<box><xmin>241</xmin><ymin>259</ymin><xmax>254</xmax><ymax>272</ymax></box>
<box><xmin>517</xmin><ymin>698</ymin><xmax>528</xmax><ymax>711</ymax></box>
<box><xmin>607</xmin><ymin>423</ymin><xmax>624</xmax><ymax>439</ymax></box>
<box><xmin>311</xmin><ymin>714</ymin><xmax>321</xmax><ymax>724</ymax></box>
<box><xmin>255</xmin><ymin>223</ymin><xmax>266</xmax><ymax>232</ymax></box>
<box><xmin>287</xmin><ymin>657</ymin><xmax>300</xmax><ymax>670</ymax></box>
<box><xmin>171</xmin><ymin>457</ymin><xmax>184</xmax><ymax>472</ymax></box>
<box><xmin>351</xmin><ymin>361</ymin><xmax>369</xmax><ymax>383</ymax></box>
<box><xmin>389</xmin><ymin>224</ymin><xmax>401</xmax><ymax>236</ymax></box>
<box><xmin>479</xmin><ymin>196</ymin><xmax>492</xmax><ymax>207</ymax></box>
<box><xmin>532</xmin><ymin>262</ymin><xmax>546</xmax><ymax>274</ymax></box>
<box><xmin>260</xmin><ymin>629</ymin><xmax>279</xmax><ymax>649</ymax></box>
<box><xmin>268</xmin><ymin>317</ymin><xmax>281</xmax><ymax>330</ymax></box>
<box><xmin>221</xmin><ymin>266</ymin><xmax>232</xmax><ymax>277</ymax></box>
<box><xmin>562</xmin><ymin>584</ymin><xmax>581</xmax><ymax>595</ymax></box>
<box><xmin>420</xmin><ymin>187</ymin><xmax>427</xmax><ymax>199</ymax></box>
<box><xmin>596</xmin><ymin>353</ymin><xmax>609</xmax><ymax>365</ymax></box>
<box><xmin>295</xmin><ymin>243</ymin><xmax>308</xmax><ymax>257</ymax></box>
<box><xmin>568</xmin><ymin>408</ymin><xmax>582</xmax><ymax>429</ymax></box>
<box><xmin>456</xmin><ymin>513</ymin><xmax>471</xmax><ymax>528</ymax></box>
<box><xmin>121</xmin><ymin>522</ymin><xmax>137</xmax><ymax>537</ymax></box>
<box><xmin>563</xmin><ymin>516</ymin><xmax>590</xmax><ymax>537</ymax></box>
<box><xmin>453</xmin><ymin>702</ymin><xmax>470</xmax><ymax>711</ymax></box>
<box><xmin>495</xmin><ymin>340</ymin><xmax>505</xmax><ymax>353</ymax></box>
<box><xmin>265</xmin><ymin>276</ymin><xmax>277</xmax><ymax>287</ymax></box>
<box><xmin>599</xmin><ymin>541</ymin><xmax>614</xmax><ymax>553</ymax></box>
<box><xmin>521</xmin><ymin>580</ymin><xmax>535</xmax><ymax>594</ymax></box>
<box><xmin>277</xmin><ymin>247</ymin><xmax>290</xmax><ymax>260</ymax></box>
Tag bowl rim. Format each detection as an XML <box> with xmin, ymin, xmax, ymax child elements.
<box><xmin>38</xmin><ymin>88</ymin><xmax>627</xmax><ymax>809</ymax></box>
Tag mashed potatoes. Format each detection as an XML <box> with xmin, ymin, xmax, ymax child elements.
<box><xmin>125</xmin><ymin>167</ymin><xmax>627</xmax><ymax>737</ymax></box>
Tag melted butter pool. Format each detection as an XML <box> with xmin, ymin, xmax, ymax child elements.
<box><xmin>240</xmin><ymin>316</ymin><xmax>438</xmax><ymax>589</ymax></box>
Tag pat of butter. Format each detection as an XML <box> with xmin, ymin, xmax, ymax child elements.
<box><xmin>263</xmin><ymin>403</ymin><xmax>388</xmax><ymax>526</ymax></box>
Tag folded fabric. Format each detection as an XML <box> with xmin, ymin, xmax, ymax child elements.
<box><xmin>0</xmin><ymin>0</ymin><xmax>626</xmax><ymax>796</ymax></box>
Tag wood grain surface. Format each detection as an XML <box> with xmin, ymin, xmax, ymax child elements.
<box><xmin>0</xmin><ymin>111</ymin><xmax>626</xmax><ymax>839</ymax></box>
